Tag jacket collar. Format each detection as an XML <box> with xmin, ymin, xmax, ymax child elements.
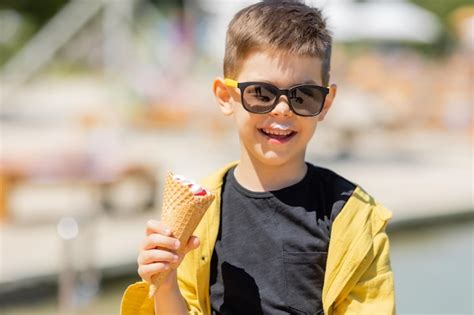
<box><xmin>200</xmin><ymin>160</ymin><xmax>239</xmax><ymax>191</ymax></box>
<box><xmin>199</xmin><ymin>160</ymin><xmax>239</xmax><ymax>266</ymax></box>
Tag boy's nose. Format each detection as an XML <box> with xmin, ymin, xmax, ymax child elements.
<box><xmin>270</xmin><ymin>96</ymin><xmax>293</xmax><ymax>117</ymax></box>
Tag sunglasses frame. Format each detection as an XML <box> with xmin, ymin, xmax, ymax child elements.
<box><xmin>224</xmin><ymin>78</ymin><xmax>330</xmax><ymax>117</ymax></box>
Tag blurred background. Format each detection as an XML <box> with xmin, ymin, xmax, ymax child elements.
<box><xmin>0</xmin><ymin>0</ymin><xmax>472</xmax><ymax>314</ymax></box>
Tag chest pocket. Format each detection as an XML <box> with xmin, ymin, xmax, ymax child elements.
<box><xmin>283</xmin><ymin>251</ymin><xmax>327</xmax><ymax>315</ymax></box>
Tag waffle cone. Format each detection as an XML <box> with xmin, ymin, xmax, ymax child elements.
<box><xmin>148</xmin><ymin>172</ymin><xmax>215</xmax><ymax>297</ymax></box>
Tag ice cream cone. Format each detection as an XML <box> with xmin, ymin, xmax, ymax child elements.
<box><xmin>148</xmin><ymin>172</ymin><xmax>214</xmax><ymax>297</ymax></box>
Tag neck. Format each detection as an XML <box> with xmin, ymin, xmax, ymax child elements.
<box><xmin>234</xmin><ymin>152</ymin><xmax>308</xmax><ymax>192</ymax></box>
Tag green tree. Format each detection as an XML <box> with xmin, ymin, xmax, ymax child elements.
<box><xmin>408</xmin><ymin>0</ymin><xmax>473</xmax><ymax>56</ymax></box>
<box><xmin>0</xmin><ymin>0</ymin><xmax>68</xmax><ymax>27</ymax></box>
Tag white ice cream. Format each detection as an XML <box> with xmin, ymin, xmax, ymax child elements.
<box><xmin>173</xmin><ymin>174</ymin><xmax>207</xmax><ymax>195</ymax></box>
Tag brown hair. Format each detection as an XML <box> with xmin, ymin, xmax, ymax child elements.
<box><xmin>224</xmin><ymin>0</ymin><xmax>332</xmax><ymax>85</ymax></box>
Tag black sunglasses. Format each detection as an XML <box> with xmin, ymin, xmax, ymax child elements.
<box><xmin>225</xmin><ymin>79</ymin><xmax>329</xmax><ymax>117</ymax></box>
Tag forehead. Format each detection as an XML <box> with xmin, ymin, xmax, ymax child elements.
<box><xmin>236</xmin><ymin>49</ymin><xmax>323</xmax><ymax>86</ymax></box>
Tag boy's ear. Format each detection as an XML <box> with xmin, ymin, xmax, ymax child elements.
<box><xmin>317</xmin><ymin>84</ymin><xmax>337</xmax><ymax>122</ymax></box>
<box><xmin>213</xmin><ymin>77</ymin><xmax>234</xmax><ymax>116</ymax></box>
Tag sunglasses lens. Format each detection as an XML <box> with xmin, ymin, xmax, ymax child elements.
<box><xmin>289</xmin><ymin>86</ymin><xmax>325</xmax><ymax>116</ymax></box>
<box><xmin>242</xmin><ymin>84</ymin><xmax>277</xmax><ymax>113</ymax></box>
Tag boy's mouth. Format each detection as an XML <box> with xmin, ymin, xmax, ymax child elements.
<box><xmin>258</xmin><ymin>128</ymin><xmax>296</xmax><ymax>143</ymax></box>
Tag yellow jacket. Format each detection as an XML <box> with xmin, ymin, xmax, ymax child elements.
<box><xmin>121</xmin><ymin>161</ymin><xmax>396</xmax><ymax>314</ymax></box>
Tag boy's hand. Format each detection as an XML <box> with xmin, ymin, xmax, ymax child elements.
<box><xmin>137</xmin><ymin>219</ymin><xmax>200</xmax><ymax>286</ymax></box>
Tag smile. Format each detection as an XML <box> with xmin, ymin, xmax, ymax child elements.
<box><xmin>258</xmin><ymin>128</ymin><xmax>296</xmax><ymax>143</ymax></box>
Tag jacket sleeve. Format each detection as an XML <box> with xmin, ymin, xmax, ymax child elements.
<box><xmin>119</xmin><ymin>271</ymin><xmax>202</xmax><ymax>315</ymax></box>
<box><xmin>120</xmin><ymin>254</ymin><xmax>202</xmax><ymax>315</ymax></box>
<box><xmin>333</xmin><ymin>231</ymin><xmax>396</xmax><ymax>315</ymax></box>
<box><xmin>120</xmin><ymin>281</ymin><xmax>155</xmax><ymax>315</ymax></box>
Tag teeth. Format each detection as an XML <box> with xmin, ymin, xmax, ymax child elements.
<box><xmin>262</xmin><ymin>128</ymin><xmax>293</xmax><ymax>136</ymax></box>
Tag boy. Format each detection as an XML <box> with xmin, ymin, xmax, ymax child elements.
<box><xmin>121</xmin><ymin>1</ymin><xmax>395</xmax><ymax>314</ymax></box>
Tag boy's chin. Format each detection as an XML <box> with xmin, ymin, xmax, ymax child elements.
<box><xmin>255</xmin><ymin>151</ymin><xmax>300</xmax><ymax>167</ymax></box>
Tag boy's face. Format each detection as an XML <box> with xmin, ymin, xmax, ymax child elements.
<box><xmin>214</xmin><ymin>50</ymin><xmax>336</xmax><ymax>167</ymax></box>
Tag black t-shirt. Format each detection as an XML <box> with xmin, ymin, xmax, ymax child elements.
<box><xmin>209</xmin><ymin>163</ymin><xmax>356</xmax><ymax>315</ymax></box>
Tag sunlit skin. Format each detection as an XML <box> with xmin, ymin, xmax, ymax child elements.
<box><xmin>137</xmin><ymin>51</ymin><xmax>336</xmax><ymax>308</ymax></box>
<box><xmin>213</xmin><ymin>50</ymin><xmax>337</xmax><ymax>192</ymax></box>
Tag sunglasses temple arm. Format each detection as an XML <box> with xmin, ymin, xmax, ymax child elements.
<box><xmin>224</xmin><ymin>78</ymin><xmax>238</xmax><ymax>88</ymax></box>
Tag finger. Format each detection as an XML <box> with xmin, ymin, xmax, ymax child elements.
<box><xmin>182</xmin><ymin>236</ymin><xmax>200</xmax><ymax>254</ymax></box>
<box><xmin>142</xmin><ymin>234</ymin><xmax>180</xmax><ymax>251</ymax></box>
<box><xmin>145</xmin><ymin>220</ymin><xmax>172</xmax><ymax>236</ymax></box>
<box><xmin>166</xmin><ymin>237</ymin><xmax>200</xmax><ymax>268</ymax></box>
<box><xmin>137</xmin><ymin>249</ymin><xmax>179</xmax><ymax>265</ymax></box>
<box><xmin>138</xmin><ymin>262</ymin><xmax>170</xmax><ymax>282</ymax></box>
